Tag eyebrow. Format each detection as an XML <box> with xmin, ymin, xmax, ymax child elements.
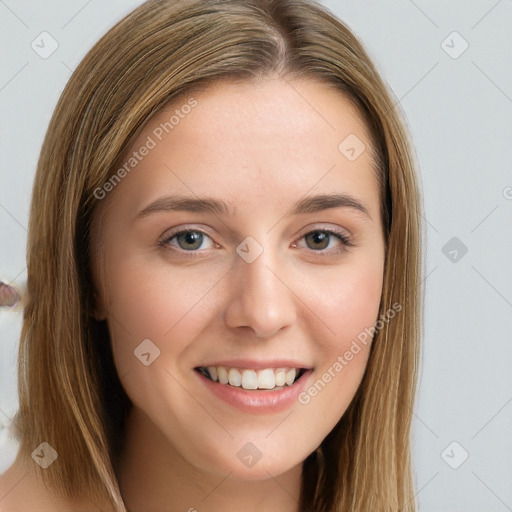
<box><xmin>136</xmin><ymin>193</ymin><xmax>371</xmax><ymax>220</ymax></box>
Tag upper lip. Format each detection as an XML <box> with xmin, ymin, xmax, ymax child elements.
<box><xmin>195</xmin><ymin>359</ymin><xmax>312</xmax><ymax>370</ymax></box>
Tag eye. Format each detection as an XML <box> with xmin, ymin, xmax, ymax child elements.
<box><xmin>159</xmin><ymin>227</ymin><xmax>353</xmax><ymax>255</ymax></box>
<box><xmin>295</xmin><ymin>229</ymin><xmax>354</xmax><ymax>253</ymax></box>
<box><xmin>159</xmin><ymin>229</ymin><xmax>216</xmax><ymax>252</ymax></box>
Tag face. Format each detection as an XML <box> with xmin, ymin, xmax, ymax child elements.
<box><xmin>90</xmin><ymin>77</ymin><xmax>385</xmax><ymax>481</ymax></box>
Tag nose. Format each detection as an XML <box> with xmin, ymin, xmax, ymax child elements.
<box><xmin>223</xmin><ymin>245</ymin><xmax>297</xmax><ymax>338</ymax></box>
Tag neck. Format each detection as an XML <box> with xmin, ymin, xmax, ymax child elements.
<box><xmin>117</xmin><ymin>407</ymin><xmax>302</xmax><ymax>512</ymax></box>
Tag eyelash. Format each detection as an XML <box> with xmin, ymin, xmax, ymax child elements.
<box><xmin>158</xmin><ymin>227</ymin><xmax>355</xmax><ymax>256</ymax></box>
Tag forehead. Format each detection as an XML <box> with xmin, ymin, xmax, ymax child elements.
<box><xmin>98</xmin><ymin>77</ymin><xmax>379</xmax><ymax>222</ymax></box>
<box><xmin>156</xmin><ymin>77</ymin><xmax>372</xmax><ymax>161</ymax></box>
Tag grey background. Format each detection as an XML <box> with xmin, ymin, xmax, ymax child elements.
<box><xmin>1</xmin><ymin>0</ymin><xmax>511</xmax><ymax>510</ymax></box>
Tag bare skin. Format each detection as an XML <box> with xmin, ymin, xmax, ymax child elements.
<box><xmin>1</xmin><ymin>76</ymin><xmax>385</xmax><ymax>511</ymax></box>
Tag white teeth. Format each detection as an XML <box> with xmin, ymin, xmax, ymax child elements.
<box><xmin>274</xmin><ymin>368</ymin><xmax>287</xmax><ymax>387</ymax></box>
<box><xmin>217</xmin><ymin>366</ymin><xmax>229</xmax><ymax>384</ymax></box>
<box><xmin>257</xmin><ymin>368</ymin><xmax>275</xmax><ymax>389</ymax></box>
<box><xmin>241</xmin><ymin>370</ymin><xmax>258</xmax><ymax>390</ymax></box>
<box><xmin>228</xmin><ymin>368</ymin><xmax>241</xmax><ymax>387</ymax></box>
<box><xmin>285</xmin><ymin>368</ymin><xmax>297</xmax><ymax>386</ymax></box>
<box><xmin>201</xmin><ymin>366</ymin><xmax>302</xmax><ymax>390</ymax></box>
<box><xmin>207</xmin><ymin>366</ymin><xmax>218</xmax><ymax>382</ymax></box>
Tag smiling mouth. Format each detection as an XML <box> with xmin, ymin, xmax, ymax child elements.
<box><xmin>195</xmin><ymin>366</ymin><xmax>307</xmax><ymax>391</ymax></box>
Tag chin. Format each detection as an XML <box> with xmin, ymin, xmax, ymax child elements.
<box><xmin>189</xmin><ymin>440</ymin><xmax>307</xmax><ymax>482</ymax></box>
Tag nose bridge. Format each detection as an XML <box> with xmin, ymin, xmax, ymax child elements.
<box><xmin>224</xmin><ymin>237</ymin><xmax>297</xmax><ymax>338</ymax></box>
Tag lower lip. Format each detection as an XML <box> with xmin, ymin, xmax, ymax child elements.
<box><xmin>195</xmin><ymin>369</ymin><xmax>312</xmax><ymax>414</ymax></box>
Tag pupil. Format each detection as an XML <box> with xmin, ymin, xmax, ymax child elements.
<box><xmin>178</xmin><ymin>231</ymin><xmax>203</xmax><ymax>250</ymax></box>
<box><xmin>306</xmin><ymin>231</ymin><xmax>329</xmax><ymax>250</ymax></box>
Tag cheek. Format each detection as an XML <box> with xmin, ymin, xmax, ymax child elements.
<box><xmin>296</xmin><ymin>252</ymin><xmax>384</xmax><ymax>421</ymax></box>
<box><xmin>101</xmin><ymin>249</ymin><xmax>224</xmax><ymax>375</ymax></box>
<box><xmin>333</xmin><ymin>264</ymin><xmax>383</xmax><ymax>339</ymax></box>
<box><xmin>303</xmin><ymin>251</ymin><xmax>384</xmax><ymax>348</ymax></box>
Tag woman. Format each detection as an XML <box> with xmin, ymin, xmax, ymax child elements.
<box><xmin>0</xmin><ymin>0</ymin><xmax>422</xmax><ymax>510</ymax></box>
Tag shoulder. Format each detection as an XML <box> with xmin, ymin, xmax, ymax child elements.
<box><xmin>0</xmin><ymin>457</ymin><xmax>116</xmax><ymax>512</ymax></box>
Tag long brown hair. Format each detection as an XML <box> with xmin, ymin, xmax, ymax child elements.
<box><xmin>13</xmin><ymin>1</ymin><xmax>422</xmax><ymax>510</ymax></box>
